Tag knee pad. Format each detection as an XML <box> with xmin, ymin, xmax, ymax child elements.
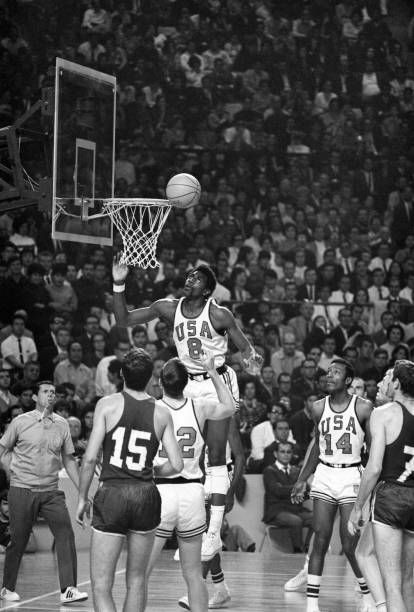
<box><xmin>209</xmin><ymin>465</ymin><xmax>230</xmax><ymax>495</ymax></box>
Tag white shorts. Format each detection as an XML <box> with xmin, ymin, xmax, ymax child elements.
<box><xmin>310</xmin><ymin>462</ymin><xmax>363</xmax><ymax>505</ymax></box>
<box><xmin>156</xmin><ymin>482</ymin><xmax>207</xmax><ymax>540</ymax></box>
<box><xmin>184</xmin><ymin>365</ymin><xmax>239</xmax><ymax>409</ymax></box>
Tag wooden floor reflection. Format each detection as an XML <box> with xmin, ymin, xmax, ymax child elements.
<box><xmin>0</xmin><ymin>549</ymin><xmax>365</xmax><ymax>611</ymax></box>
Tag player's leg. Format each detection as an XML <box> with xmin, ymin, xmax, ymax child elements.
<box><xmin>401</xmin><ymin>531</ymin><xmax>414</xmax><ymax>611</ymax></box>
<box><xmin>203</xmin><ymin>366</ymin><xmax>239</xmax><ymax>561</ymax></box>
<box><xmin>355</xmin><ymin>523</ymin><xmax>387</xmax><ymax>611</ymax></box>
<box><xmin>178</xmin><ymin>534</ymin><xmax>208</xmax><ymax>612</ymax></box>
<box><xmin>307</xmin><ymin>498</ymin><xmax>337</xmax><ymax>612</ymax></box>
<box><xmin>338</xmin><ymin>503</ymin><xmax>372</xmax><ymax>608</ymax></box>
<box><xmin>146</xmin><ymin>535</ymin><xmax>167</xmax><ymax>578</ymax></box>
<box><xmin>90</xmin><ymin>529</ymin><xmax>124</xmax><ymax>612</ymax></box>
<box><xmin>124</xmin><ymin>529</ymin><xmax>156</xmax><ymax>612</ymax></box>
<box><xmin>373</xmin><ymin>522</ymin><xmax>406</xmax><ymax>612</ymax></box>
<box><xmin>203</xmin><ymin>417</ymin><xmax>231</xmax><ymax>560</ymax></box>
<box><xmin>205</xmin><ymin>553</ymin><xmax>231</xmax><ymax>609</ymax></box>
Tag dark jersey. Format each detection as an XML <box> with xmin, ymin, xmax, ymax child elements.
<box><xmin>380</xmin><ymin>401</ymin><xmax>414</xmax><ymax>488</ymax></box>
<box><xmin>100</xmin><ymin>392</ymin><xmax>160</xmax><ymax>485</ymax></box>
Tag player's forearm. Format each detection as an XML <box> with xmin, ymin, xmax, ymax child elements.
<box><xmin>113</xmin><ymin>291</ymin><xmax>130</xmax><ymax>326</ymax></box>
<box><xmin>154</xmin><ymin>461</ymin><xmax>181</xmax><ymax>477</ymax></box>
<box><xmin>209</xmin><ymin>371</ymin><xmax>235</xmax><ymax>416</ymax></box>
<box><xmin>78</xmin><ymin>457</ymin><xmax>96</xmax><ymax>500</ymax></box>
<box><xmin>297</xmin><ymin>441</ymin><xmax>319</xmax><ymax>483</ymax></box>
<box><xmin>354</xmin><ymin>467</ymin><xmax>381</xmax><ymax>511</ymax></box>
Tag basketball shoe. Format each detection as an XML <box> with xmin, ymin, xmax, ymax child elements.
<box><xmin>209</xmin><ymin>582</ymin><xmax>231</xmax><ymax>608</ymax></box>
<box><xmin>284</xmin><ymin>566</ymin><xmax>308</xmax><ymax>592</ymax></box>
<box><xmin>178</xmin><ymin>594</ymin><xmax>190</xmax><ymax>610</ymax></box>
<box><xmin>0</xmin><ymin>587</ymin><xmax>20</xmax><ymax>601</ymax></box>
<box><xmin>60</xmin><ymin>586</ymin><xmax>88</xmax><ymax>604</ymax></box>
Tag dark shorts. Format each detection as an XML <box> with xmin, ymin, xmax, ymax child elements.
<box><xmin>92</xmin><ymin>482</ymin><xmax>161</xmax><ymax>536</ymax></box>
<box><xmin>371</xmin><ymin>481</ymin><xmax>414</xmax><ymax>533</ymax></box>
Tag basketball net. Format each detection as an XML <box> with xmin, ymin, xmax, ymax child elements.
<box><xmin>102</xmin><ymin>198</ymin><xmax>172</xmax><ymax>268</ymax></box>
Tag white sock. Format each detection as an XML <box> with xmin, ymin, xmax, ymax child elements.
<box><xmin>208</xmin><ymin>505</ymin><xmax>225</xmax><ymax>534</ymax></box>
<box><xmin>307</xmin><ymin>574</ymin><xmax>321</xmax><ymax>611</ymax></box>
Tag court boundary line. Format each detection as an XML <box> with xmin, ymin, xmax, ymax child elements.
<box><xmin>0</xmin><ymin>569</ymin><xmax>126</xmax><ymax>611</ymax></box>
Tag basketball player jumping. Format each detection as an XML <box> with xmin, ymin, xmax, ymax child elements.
<box><xmin>147</xmin><ymin>352</ymin><xmax>235</xmax><ymax>612</ymax></box>
<box><xmin>112</xmin><ymin>259</ymin><xmax>262</xmax><ymax>560</ymax></box>
<box><xmin>291</xmin><ymin>358</ymin><xmax>373</xmax><ymax>612</ymax></box>
<box><xmin>349</xmin><ymin>360</ymin><xmax>414</xmax><ymax>612</ymax></box>
<box><xmin>76</xmin><ymin>349</ymin><xmax>183</xmax><ymax>612</ymax></box>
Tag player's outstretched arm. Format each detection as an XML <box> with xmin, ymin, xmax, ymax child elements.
<box><xmin>112</xmin><ymin>255</ymin><xmax>176</xmax><ymax>326</ymax></box>
<box><xmin>212</xmin><ymin>305</ymin><xmax>263</xmax><ymax>375</ymax></box>
<box><xmin>154</xmin><ymin>407</ymin><xmax>183</xmax><ymax>477</ymax></box>
<box><xmin>198</xmin><ymin>349</ymin><xmax>235</xmax><ymax>421</ymax></box>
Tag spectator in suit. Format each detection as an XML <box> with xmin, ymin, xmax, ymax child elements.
<box><xmin>297</xmin><ymin>268</ymin><xmax>318</xmax><ymax>302</ymax></box>
<box><xmin>289</xmin><ymin>393</ymin><xmax>316</xmax><ymax>461</ymax></box>
<box><xmin>331</xmin><ymin>307</ymin><xmax>354</xmax><ymax>355</ymax></box>
<box><xmin>263</xmin><ymin>441</ymin><xmax>313</xmax><ymax>552</ymax></box>
<box><xmin>291</xmin><ymin>358</ymin><xmax>318</xmax><ymax>399</ymax></box>
<box><xmin>1</xmin><ymin>315</ymin><xmax>37</xmax><ymax>377</ymax></box>
<box><xmin>0</xmin><ymin>370</ymin><xmax>17</xmax><ymax>422</ymax></box>
<box><xmin>363</xmin><ymin>348</ymin><xmax>389</xmax><ymax>382</ymax></box>
<box><xmin>274</xmin><ymin>373</ymin><xmax>303</xmax><ymax>416</ymax></box>
<box><xmin>354</xmin><ymin>336</ymin><xmax>375</xmax><ymax>378</ymax></box>
<box><xmin>288</xmin><ymin>301</ymin><xmax>315</xmax><ymax>352</ymax></box>
<box><xmin>392</xmin><ymin>184</ymin><xmax>414</xmax><ymax>248</ymax></box>
<box><xmin>75</xmin><ymin>314</ymin><xmax>101</xmax><ymax>355</ymax></box>
<box><xmin>38</xmin><ymin>326</ymin><xmax>70</xmax><ymax>380</ymax></box>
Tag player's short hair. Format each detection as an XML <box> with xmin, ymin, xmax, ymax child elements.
<box><xmin>330</xmin><ymin>358</ymin><xmax>354</xmax><ymax>383</ymax></box>
<box><xmin>121</xmin><ymin>349</ymin><xmax>153</xmax><ymax>391</ymax></box>
<box><xmin>392</xmin><ymin>360</ymin><xmax>414</xmax><ymax>397</ymax></box>
<box><xmin>193</xmin><ymin>264</ymin><xmax>217</xmax><ymax>296</ymax></box>
<box><xmin>160</xmin><ymin>358</ymin><xmax>188</xmax><ymax>398</ymax></box>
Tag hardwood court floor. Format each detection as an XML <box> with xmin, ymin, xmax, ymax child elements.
<box><xmin>0</xmin><ymin>550</ymin><xmax>365</xmax><ymax>611</ymax></box>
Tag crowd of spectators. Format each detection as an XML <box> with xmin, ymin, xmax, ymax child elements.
<box><xmin>1</xmin><ymin>1</ymin><xmax>414</xmax><ymax>474</ymax></box>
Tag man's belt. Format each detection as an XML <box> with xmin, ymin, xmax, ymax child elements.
<box><xmin>320</xmin><ymin>459</ymin><xmax>362</xmax><ymax>469</ymax></box>
<box><xmin>188</xmin><ymin>364</ymin><xmax>227</xmax><ymax>381</ymax></box>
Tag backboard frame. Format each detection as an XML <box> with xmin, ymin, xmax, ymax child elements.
<box><xmin>52</xmin><ymin>58</ymin><xmax>116</xmax><ymax>246</ymax></box>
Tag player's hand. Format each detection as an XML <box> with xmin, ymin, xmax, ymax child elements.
<box><xmin>76</xmin><ymin>498</ymin><xmax>91</xmax><ymax>528</ymax></box>
<box><xmin>242</xmin><ymin>349</ymin><xmax>263</xmax><ymax>376</ymax></box>
<box><xmin>112</xmin><ymin>253</ymin><xmax>129</xmax><ymax>284</ymax></box>
<box><xmin>198</xmin><ymin>349</ymin><xmax>216</xmax><ymax>373</ymax></box>
<box><xmin>348</xmin><ymin>506</ymin><xmax>364</xmax><ymax>536</ymax></box>
<box><xmin>291</xmin><ymin>480</ymin><xmax>307</xmax><ymax>504</ymax></box>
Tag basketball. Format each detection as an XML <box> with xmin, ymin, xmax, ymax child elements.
<box><xmin>165</xmin><ymin>173</ymin><xmax>201</xmax><ymax>209</ymax></box>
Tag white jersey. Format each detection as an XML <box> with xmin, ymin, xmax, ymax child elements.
<box><xmin>154</xmin><ymin>397</ymin><xmax>204</xmax><ymax>480</ymax></box>
<box><xmin>173</xmin><ymin>297</ymin><xmax>228</xmax><ymax>373</ymax></box>
<box><xmin>318</xmin><ymin>394</ymin><xmax>365</xmax><ymax>465</ymax></box>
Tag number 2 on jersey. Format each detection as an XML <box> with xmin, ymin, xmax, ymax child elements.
<box><xmin>159</xmin><ymin>426</ymin><xmax>197</xmax><ymax>459</ymax></box>
<box><xmin>110</xmin><ymin>427</ymin><xmax>150</xmax><ymax>471</ymax></box>
<box><xmin>324</xmin><ymin>432</ymin><xmax>352</xmax><ymax>455</ymax></box>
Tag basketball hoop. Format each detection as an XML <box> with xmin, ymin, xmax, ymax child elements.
<box><xmin>102</xmin><ymin>198</ymin><xmax>172</xmax><ymax>268</ymax></box>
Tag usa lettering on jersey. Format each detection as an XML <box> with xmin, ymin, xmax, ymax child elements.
<box><xmin>175</xmin><ymin>320</ymin><xmax>213</xmax><ymax>341</ymax></box>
